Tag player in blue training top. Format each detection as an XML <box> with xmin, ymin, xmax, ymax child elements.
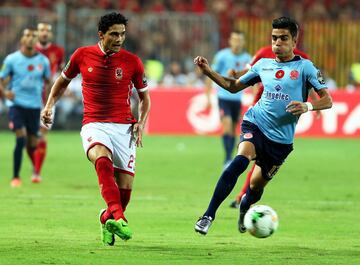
<box><xmin>205</xmin><ymin>30</ymin><xmax>252</xmax><ymax>168</ymax></box>
<box><xmin>193</xmin><ymin>17</ymin><xmax>332</xmax><ymax>235</ymax></box>
<box><xmin>0</xmin><ymin>27</ymin><xmax>51</xmax><ymax>188</ymax></box>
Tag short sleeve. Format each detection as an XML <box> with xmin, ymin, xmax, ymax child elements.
<box><xmin>132</xmin><ymin>57</ymin><xmax>148</xmax><ymax>92</ymax></box>
<box><xmin>239</xmin><ymin>60</ymin><xmax>262</xmax><ymax>86</ymax></box>
<box><xmin>0</xmin><ymin>55</ymin><xmax>12</xmax><ymax>79</ymax></box>
<box><xmin>304</xmin><ymin>61</ymin><xmax>327</xmax><ymax>91</ymax></box>
<box><xmin>62</xmin><ymin>48</ymin><xmax>81</xmax><ymax>80</ymax></box>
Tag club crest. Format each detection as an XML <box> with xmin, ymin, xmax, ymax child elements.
<box><xmin>115</xmin><ymin>68</ymin><xmax>123</xmax><ymax>80</ymax></box>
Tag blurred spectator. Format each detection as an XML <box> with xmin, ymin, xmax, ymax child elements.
<box><xmin>348</xmin><ymin>58</ymin><xmax>360</xmax><ymax>91</ymax></box>
<box><xmin>161</xmin><ymin>61</ymin><xmax>188</xmax><ymax>87</ymax></box>
<box><xmin>322</xmin><ymin>68</ymin><xmax>337</xmax><ymax>91</ymax></box>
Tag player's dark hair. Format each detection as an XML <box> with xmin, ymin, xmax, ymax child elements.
<box><xmin>98</xmin><ymin>12</ymin><xmax>128</xmax><ymax>33</ymax></box>
<box><xmin>231</xmin><ymin>30</ymin><xmax>245</xmax><ymax>36</ymax></box>
<box><xmin>272</xmin><ymin>17</ymin><xmax>298</xmax><ymax>39</ymax></box>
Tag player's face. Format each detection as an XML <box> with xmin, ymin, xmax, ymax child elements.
<box><xmin>21</xmin><ymin>29</ymin><xmax>38</xmax><ymax>49</ymax></box>
<box><xmin>37</xmin><ymin>23</ymin><xmax>52</xmax><ymax>45</ymax></box>
<box><xmin>229</xmin><ymin>33</ymin><xmax>245</xmax><ymax>54</ymax></box>
<box><xmin>99</xmin><ymin>24</ymin><xmax>126</xmax><ymax>53</ymax></box>
<box><xmin>271</xmin><ymin>29</ymin><xmax>296</xmax><ymax>61</ymax></box>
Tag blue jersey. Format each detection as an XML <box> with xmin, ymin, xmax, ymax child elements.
<box><xmin>0</xmin><ymin>51</ymin><xmax>51</xmax><ymax>109</ymax></box>
<box><xmin>212</xmin><ymin>48</ymin><xmax>251</xmax><ymax>101</ymax></box>
<box><xmin>239</xmin><ymin>56</ymin><xmax>327</xmax><ymax>144</ymax></box>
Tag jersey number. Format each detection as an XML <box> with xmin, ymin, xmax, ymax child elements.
<box><xmin>127</xmin><ymin>155</ymin><xmax>135</xmax><ymax>169</ymax></box>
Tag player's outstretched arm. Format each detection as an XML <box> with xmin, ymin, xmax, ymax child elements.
<box><xmin>194</xmin><ymin>56</ymin><xmax>247</xmax><ymax>93</ymax></box>
<box><xmin>133</xmin><ymin>89</ymin><xmax>151</xmax><ymax>147</ymax></box>
<box><xmin>41</xmin><ymin>75</ymin><xmax>70</xmax><ymax>127</ymax></box>
<box><xmin>286</xmin><ymin>88</ymin><xmax>332</xmax><ymax>115</ymax></box>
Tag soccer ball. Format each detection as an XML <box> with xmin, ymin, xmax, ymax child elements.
<box><xmin>244</xmin><ymin>205</ymin><xmax>279</xmax><ymax>238</ymax></box>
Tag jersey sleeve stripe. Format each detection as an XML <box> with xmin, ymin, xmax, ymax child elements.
<box><xmin>61</xmin><ymin>71</ymin><xmax>72</xmax><ymax>81</ymax></box>
<box><xmin>137</xmin><ymin>87</ymin><xmax>148</xmax><ymax>92</ymax></box>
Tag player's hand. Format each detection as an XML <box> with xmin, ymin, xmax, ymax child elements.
<box><xmin>41</xmin><ymin>107</ymin><xmax>53</xmax><ymax>128</ymax></box>
<box><xmin>132</xmin><ymin>122</ymin><xmax>145</xmax><ymax>147</ymax></box>
<box><xmin>286</xmin><ymin>101</ymin><xmax>309</xmax><ymax>115</ymax></box>
<box><xmin>4</xmin><ymin>91</ymin><xmax>14</xmax><ymax>100</ymax></box>
<box><xmin>194</xmin><ymin>56</ymin><xmax>211</xmax><ymax>74</ymax></box>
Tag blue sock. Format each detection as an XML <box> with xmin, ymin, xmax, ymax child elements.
<box><xmin>204</xmin><ymin>155</ymin><xmax>250</xmax><ymax>219</ymax></box>
<box><xmin>14</xmin><ymin>137</ymin><xmax>26</xmax><ymax>178</ymax></box>
<box><xmin>222</xmin><ymin>134</ymin><xmax>233</xmax><ymax>162</ymax></box>
<box><xmin>240</xmin><ymin>185</ymin><xmax>264</xmax><ymax>213</ymax></box>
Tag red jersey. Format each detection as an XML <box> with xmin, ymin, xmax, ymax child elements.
<box><xmin>36</xmin><ymin>43</ymin><xmax>65</xmax><ymax>77</ymax></box>
<box><xmin>62</xmin><ymin>43</ymin><xmax>148</xmax><ymax>125</ymax></box>
<box><xmin>250</xmin><ymin>45</ymin><xmax>310</xmax><ymax>104</ymax></box>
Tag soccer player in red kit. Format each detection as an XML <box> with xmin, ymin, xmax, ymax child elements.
<box><xmin>41</xmin><ymin>12</ymin><xmax>151</xmax><ymax>245</ymax></box>
<box><xmin>32</xmin><ymin>22</ymin><xmax>65</xmax><ymax>183</ymax></box>
<box><xmin>230</xmin><ymin>45</ymin><xmax>312</xmax><ymax>208</ymax></box>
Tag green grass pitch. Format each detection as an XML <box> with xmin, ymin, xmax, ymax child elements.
<box><xmin>0</xmin><ymin>132</ymin><xmax>359</xmax><ymax>265</ymax></box>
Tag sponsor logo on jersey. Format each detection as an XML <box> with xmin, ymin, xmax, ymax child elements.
<box><xmin>88</xmin><ymin>67</ymin><xmax>93</xmax><ymax>72</ymax></box>
<box><xmin>275</xmin><ymin>85</ymin><xmax>282</xmax><ymax>91</ymax></box>
<box><xmin>275</xmin><ymin>70</ymin><xmax>284</xmax><ymax>79</ymax></box>
<box><xmin>265</xmin><ymin>91</ymin><xmax>290</xmax><ymax>101</ymax></box>
<box><xmin>317</xmin><ymin>70</ymin><xmax>325</xmax><ymax>85</ymax></box>
<box><xmin>243</xmin><ymin>133</ymin><xmax>253</xmax><ymax>139</ymax></box>
<box><xmin>27</xmin><ymin>64</ymin><xmax>34</xmax><ymax>71</ymax></box>
<box><xmin>87</xmin><ymin>137</ymin><xmax>92</xmax><ymax>142</ymax></box>
<box><xmin>37</xmin><ymin>64</ymin><xmax>43</xmax><ymax>71</ymax></box>
<box><xmin>115</xmin><ymin>68</ymin><xmax>122</xmax><ymax>80</ymax></box>
<box><xmin>290</xmin><ymin>70</ymin><xmax>299</xmax><ymax>80</ymax></box>
<box><xmin>262</xmin><ymin>68</ymin><xmax>274</xmax><ymax>71</ymax></box>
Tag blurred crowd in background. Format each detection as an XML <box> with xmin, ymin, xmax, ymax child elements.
<box><xmin>0</xmin><ymin>0</ymin><xmax>360</xmax><ymax>129</ymax></box>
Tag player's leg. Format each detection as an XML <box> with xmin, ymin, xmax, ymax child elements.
<box><xmin>11</xmin><ymin>128</ymin><xmax>27</xmax><ymax>187</ymax></box>
<box><xmin>88</xmin><ymin>145</ymin><xmax>125</xmax><ymax>221</ymax></box>
<box><xmin>195</xmin><ymin>141</ymin><xmax>255</xmax><ymax>235</ymax></box>
<box><xmin>230</xmin><ymin>163</ymin><xmax>255</xmax><ymax>208</ymax></box>
<box><xmin>114</xmin><ymin>169</ymin><xmax>134</xmax><ymax>212</ymax></box>
<box><xmin>26</xmin><ymin>133</ymin><xmax>39</xmax><ymax>182</ymax></box>
<box><xmin>8</xmin><ymin>106</ymin><xmax>27</xmax><ymax>187</ymax></box>
<box><xmin>219</xmin><ymin>99</ymin><xmax>234</xmax><ymax>167</ymax></box>
<box><xmin>33</xmin><ymin>126</ymin><xmax>48</xmax><ymax>180</ymax></box>
<box><xmin>104</xmin><ymin>123</ymin><xmax>136</xmax><ymax>240</ymax></box>
<box><xmin>238</xmin><ymin>164</ymin><xmax>269</xmax><ymax>232</ymax></box>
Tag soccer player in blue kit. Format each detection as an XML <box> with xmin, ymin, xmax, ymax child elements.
<box><xmin>193</xmin><ymin>17</ymin><xmax>333</xmax><ymax>235</ymax></box>
<box><xmin>205</xmin><ymin>31</ymin><xmax>252</xmax><ymax>168</ymax></box>
<box><xmin>0</xmin><ymin>28</ymin><xmax>51</xmax><ymax>187</ymax></box>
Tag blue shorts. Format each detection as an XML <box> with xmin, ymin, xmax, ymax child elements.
<box><xmin>8</xmin><ymin>106</ymin><xmax>41</xmax><ymax>136</ymax></box>
<box><xmin>218</xmin><ymin>99</ymin><xmax>241</xmax><ymax>123</ymax></box>
<box><xmin>240</xmin><ymin>120</ymin><xmax>293</xmax><ymax>180</ymax></box>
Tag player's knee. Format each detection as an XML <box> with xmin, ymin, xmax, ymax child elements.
<box><xmin>15</xmin><ymin>137</ymin><xmax>26</xmax><ymax>150</ymax></box>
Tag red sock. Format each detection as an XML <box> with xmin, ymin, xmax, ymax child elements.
<box><xmin>34</xmin><ymin>139</ymin><xmax>47</xmax><ymax>175</ymax></box>
<box><xmin>236</xmin><ymin>163</ymin><xmax>255</xmax><ymax>202</ymax></box>
<box><xmin>100</xmin><ymin>209</ymin><xmax>113</xmax><ymax>224</ymax></box>
<box><xmin>119</xmin><ymin>188</ymin><xmax>132</xmax><ymax>212</ymax></box>
<box><xmin>95</xmin><ymin>157</ymin><xmax>125</xmax><ymax>221</ymax></box>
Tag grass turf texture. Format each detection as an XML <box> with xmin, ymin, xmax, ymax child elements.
<box><xmin>0</xmin><ymin>132</ymin><xmax>359</xmax><ymax>265</ymax></box>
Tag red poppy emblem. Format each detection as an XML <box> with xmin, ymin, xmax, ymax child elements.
<box><xmin>28</xmin><ymin>64</ymin><xmax>34</xmax><ymax>71</ymax></box>
<box><xmin>290</xmin><ymin>70</ymin><xmax>299</xmax><ymax>80</ymax></box>
<box><xmin>275</xmin><ymin>70</ymin><xmax>284</xmax><ymax>79</ymax></box>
